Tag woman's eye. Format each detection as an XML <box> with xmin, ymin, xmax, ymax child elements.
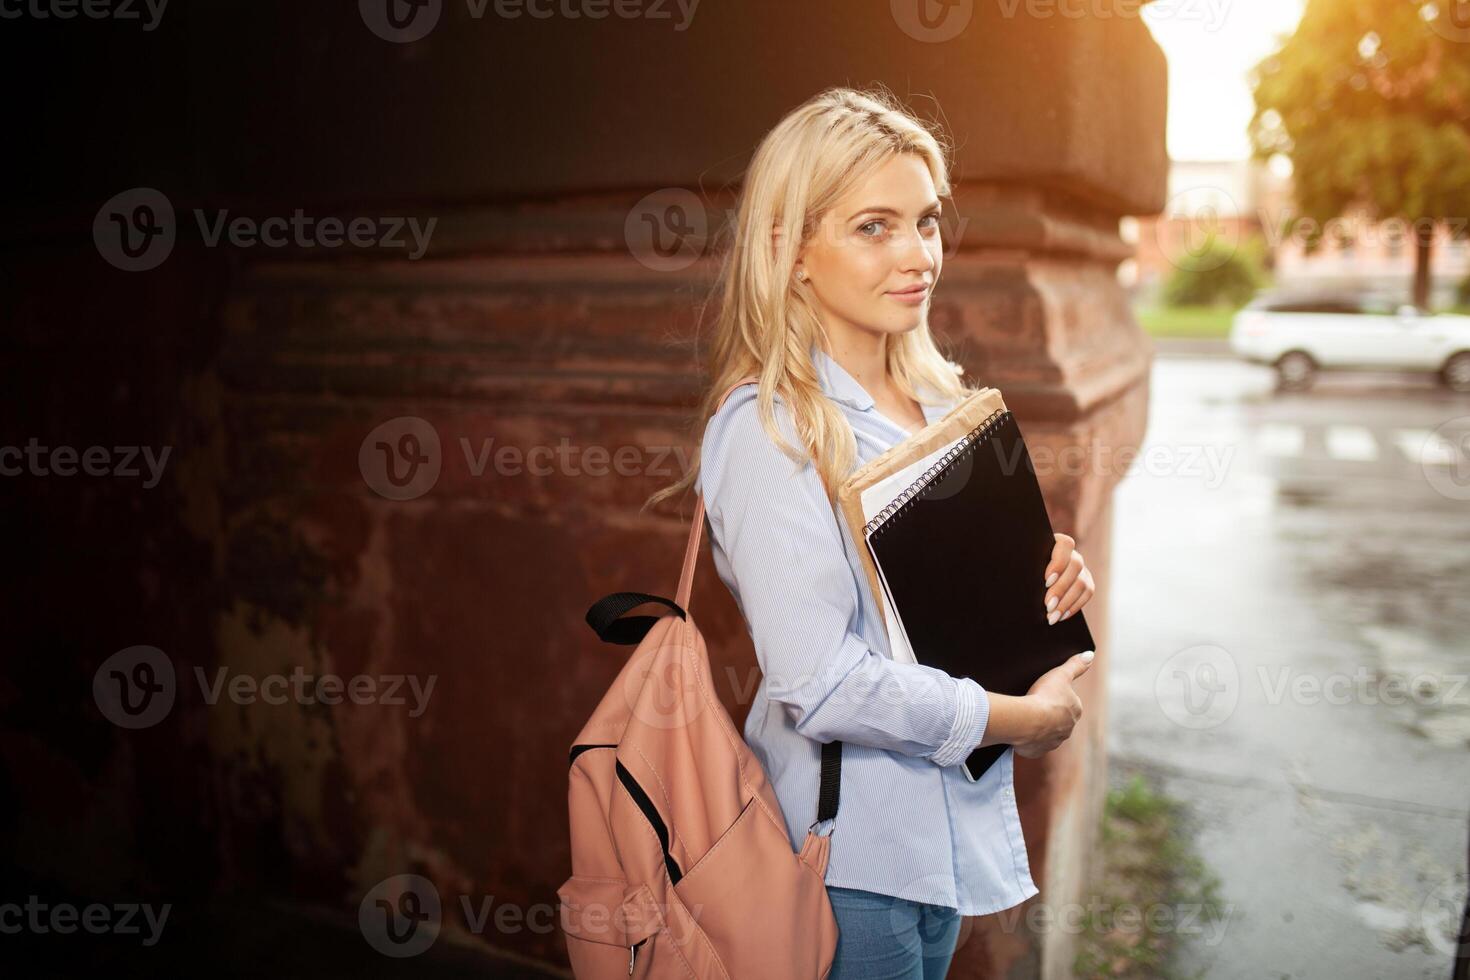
<box><xmin>859</xmin><ymin>221</ymin><xmax>885</xmax><ymax>237</ymax></box>
<box><xmin>920</xmin><ymin>213</ymin><xmax>941</xmax><ymax>231</ymax></box>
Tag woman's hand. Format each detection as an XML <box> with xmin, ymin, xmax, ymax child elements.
<box><xmin>977</xmin><ymin>651</ymin><xmax>1094</xmax><ymax>756</ymax></box>
<box><xmin>1043</xmin><ymin>532</ymin><xmax>1094</xmax><ymax>625</ymax></box>
<box><xmin>1012</xmin><ymin>651</ymin><xmax>1093</xmax><ymax>758</ymax></box>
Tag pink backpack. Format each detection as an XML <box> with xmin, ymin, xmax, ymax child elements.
<box><xmin>558</xmin><ymin>375</ymin><xmax>840</xmax><ymax>979</ymax></box>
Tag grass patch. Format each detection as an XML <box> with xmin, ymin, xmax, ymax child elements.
<box><xmin>1134</xmin><ymin>306</ymin><xmax>1237</xmax><ymax>339</ymax></box>
<box><xmin>1072</xmin><ymin>771</ymin><xmax>1229</xmax><ymax>979</ymax></box>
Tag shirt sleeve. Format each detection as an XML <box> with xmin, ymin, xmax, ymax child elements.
<box><xmin>698</xmin><ymin>389</ymin><xmax>990</xmax><ymax>768</ymax></box>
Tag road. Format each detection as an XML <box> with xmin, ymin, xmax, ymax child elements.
<box><xmin>1108</xmin><ymin>344</ymin><xmax>1470</xmax><ymax>979</ymax></box>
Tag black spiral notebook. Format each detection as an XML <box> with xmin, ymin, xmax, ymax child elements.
<box><xmin>863</xmin><ymin>407</ymin><xmax>1096</xmax><ymax>782</ymax></box>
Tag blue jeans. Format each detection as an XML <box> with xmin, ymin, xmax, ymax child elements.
<box><xmin>826</xmin><ymin>885</ymin><xmax>963</xmax><ymax>980</ymax></box>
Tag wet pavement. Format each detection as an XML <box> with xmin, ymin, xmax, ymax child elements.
<box><xmin>1108</xmin><ymin>348</ymin><xmax>1470</xmax><ymax>978</ymax></box>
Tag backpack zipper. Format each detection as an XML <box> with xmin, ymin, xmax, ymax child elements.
<box><xmin>568</xmin><ymin>743</ymin><xmax>617</xmax><ymax>766</ymax></box>
<box><xmin>628</xmin><ymin>936</ymin><xmax>647</xmax><ymax>974</ymax></box>
<box><xmin>614</xmin><ymin>760</ymin><xmax>683</xmax><ymax>885</ymax></box>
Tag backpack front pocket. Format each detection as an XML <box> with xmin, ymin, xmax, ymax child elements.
<box><xmin>672</xmin><ymin>797</ymin><xmax>836</xmax><ymax>978</ymax></box>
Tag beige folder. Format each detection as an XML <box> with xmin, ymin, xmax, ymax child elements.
<box><xmin>835</xmin><ymin>385</ymin><xmax>1009</xmax><ymax>627</ymax></box>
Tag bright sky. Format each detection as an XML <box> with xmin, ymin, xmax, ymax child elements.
<box><xmin>1142</xmin><ymin>0</ymin><xmax>1308</xmax><ymax>161</ymax></box>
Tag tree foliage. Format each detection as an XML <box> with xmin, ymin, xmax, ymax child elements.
<box><xmin>1161</xmin><ymin>236</ymin><xmax>1268</xmax><ymax>309</ymax></box>
<box><xmin>1249</xmin><ymin>0</ymin><xmax>1470</xmax><ymax>306</ymax></box>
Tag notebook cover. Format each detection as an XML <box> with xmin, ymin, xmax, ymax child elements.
<box><xmin>866</xmin><ymin>409</ymin><xmax>1096</xmax><ymax>781</ymax></box>
<box><xmin>835</xmin><ymin>385</ymin><xmax>1003</xmax><ymax>627</ymax></box>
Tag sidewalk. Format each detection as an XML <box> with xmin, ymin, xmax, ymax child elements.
<box><xmin>1151</xmin><ymin>337</ymin><xmax>1233</xmax><ymax>358</ymax></box>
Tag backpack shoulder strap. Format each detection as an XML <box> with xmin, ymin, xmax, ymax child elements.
<box><xmin>676</xmin><ymin>373</ymin><xmax>843</xmax><ymax>832</ymax></box>
<box><xmin>675</xmin><ymin>374</ymin><xmax>761</xmax><ymax>610</ymax></box>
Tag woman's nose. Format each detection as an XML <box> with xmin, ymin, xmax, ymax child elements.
<box><xmin>896</xmin><ymin>228</ymin><xmax>937</xmax><ymax>271</ymax></box>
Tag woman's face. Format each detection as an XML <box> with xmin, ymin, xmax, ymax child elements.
<box><xmin>796</xmin><ymin>152</ymin><xmax>943</xmax><ymax>343</ymax></box>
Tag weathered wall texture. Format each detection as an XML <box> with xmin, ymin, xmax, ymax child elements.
<box><xmin>2</xmin><ymin>1</ymin><xmax>1163</xmax><ymax>975</ymax></box>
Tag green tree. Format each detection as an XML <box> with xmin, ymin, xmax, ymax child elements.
<box><xmin>1249</xmin><ymin>0</ymin><xmax>1470</xmax><ymax>309</ymax></box>
<box><xmin>1161</xmin><ymin>236</ymin><xmax>1268</xmax><ymax>308</ymax></box>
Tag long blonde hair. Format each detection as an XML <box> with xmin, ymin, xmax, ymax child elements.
<box><xmin>646</xmin><ymin>84</ymin><xmax>974</xmax><ymax>513</ymax></box>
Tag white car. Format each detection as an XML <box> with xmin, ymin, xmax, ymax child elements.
<box><xmin>1229</xmin><ymin>294</ymin><xmax>1470</xmax><ymax>392</ymax></box>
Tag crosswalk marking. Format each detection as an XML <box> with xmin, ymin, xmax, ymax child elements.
<box><xmin>1393</xmin><ymin>429</ymin><xmax>1460</xmax><ymax>467</ymax></box>
<box><xmin>1325</xmin><ymin>425</ymin><xmax>1378</xmax><ymax>461</ymax></box>
<box><xmin>1258</xmin><ymin>423</ymin><xmax>1304</xmax><ymax>457</ymax></box>
<box><xmin>1251</xmin><ymin>423</ymin><xmax>1467</xmax><ymax>466</ymax></box>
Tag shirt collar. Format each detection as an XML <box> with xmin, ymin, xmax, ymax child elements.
<box><xmin>811</xmin><ymin>342</ymin><xmax>950</xmax><ymax>425</ymax></box>
<box><xmin>811</xmin><ymin>343</ymin><xmax>876</xmax><ymax>410</ymax></box>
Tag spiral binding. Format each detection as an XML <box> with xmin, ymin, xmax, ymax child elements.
<box><xmin>864</xmin><ymin>408</ymin><xmax>1011</xmax><ymax>538</ymax></box>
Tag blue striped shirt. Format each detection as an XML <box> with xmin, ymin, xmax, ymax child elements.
<box><xmin>694</xmin><ymin>344</ymin><xmax>1039</xmax><ymax>914</ymax></box>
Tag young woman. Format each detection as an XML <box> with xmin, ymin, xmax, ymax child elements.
<box><xmin>648</xmin><ymin>85</ymin><xmax>1097</xmax><ymax>979</ymax></box>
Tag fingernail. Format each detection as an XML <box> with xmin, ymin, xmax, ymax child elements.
<box><xmin>1046</xmin><ymin>596</ymin><xmax>1058</xmax><ymax>612</ymax></box>
<box><xmin>1080</xmin><ymin>650</ymin><xmax>1094</xmax><ymax>663</ymax></box>
<box><xmin>1047</xmin><ymin>609</ymin><xmax>1060</xmax><ymax>625</ymax></box>
<box><xmin>1045</xmin><ymin>572</ymin><xmax>1059</xmax><ymax>588</ymax></box>
<box><xmin>1061</xmin><ymin>609</ymin><xmax>1074</xmax><ymax>621</ymax></box>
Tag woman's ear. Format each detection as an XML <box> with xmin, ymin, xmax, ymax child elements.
<box><xmin>772</xmin><ymin>222</ymin><xmax>807</xmax><ymax>283</ymax></box>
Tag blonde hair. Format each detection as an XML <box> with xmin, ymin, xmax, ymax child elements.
<box><xmin>646</xmin><ymin>84</ymin><xmax>975</xmax><ymax>514</ymax></box>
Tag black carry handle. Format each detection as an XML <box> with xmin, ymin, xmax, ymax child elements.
<box><xmin>584</xmin><ymin>591</ymin><xmax>686</xmax><ymax>645</ymax></box>
<box><xmin>817</xmin><ymin>740</ymin><xmax>842</xmax><ymax>825</ymax></box>
<box><xmin>584</xmin><ymin>591</ymin><xmax>843</xmax><ymax>826</ymax></box>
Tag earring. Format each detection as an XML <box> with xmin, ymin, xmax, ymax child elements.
<box><xmin>797</xmin><ymin>270</ymin><xmax>808</xmax><ymax>282</ymax></box>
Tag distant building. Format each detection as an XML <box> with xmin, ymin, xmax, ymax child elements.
<box><xmin>1123</xmin><ymin>158</ymin><xmax>1470</xmax><ymax>307</ymax></box>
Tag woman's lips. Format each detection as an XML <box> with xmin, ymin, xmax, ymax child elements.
<box><xmin>887</xmin><ymin>285</ymin><xmax>929</xmax><ymax>304</ymax></box>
